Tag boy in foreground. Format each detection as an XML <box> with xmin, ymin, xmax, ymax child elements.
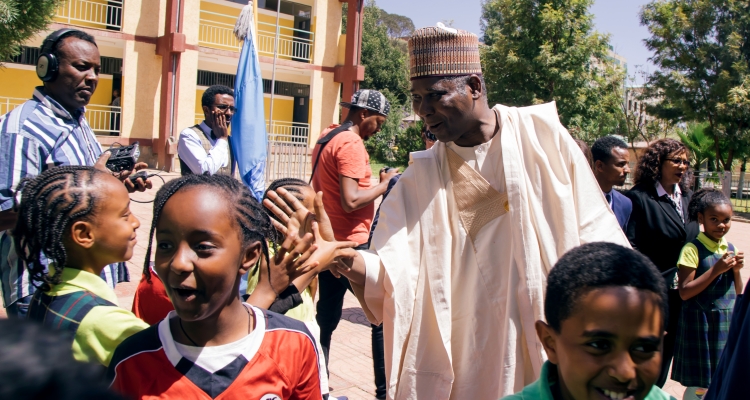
<box><xmin>503</xmin><ymin>242</ymin><xmax>675</xmax><ymax>400</ymax></box>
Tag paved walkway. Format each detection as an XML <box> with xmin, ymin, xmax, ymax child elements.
<box><xmin>3</xmin><ymin>172</ymin><xmax>750</xmax><ymax>399</ymax></box>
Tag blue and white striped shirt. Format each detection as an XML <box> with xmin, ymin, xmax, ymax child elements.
<box><xmin>0</xmin><ymin>87</ymin><xmax>125</xmax><ymax>308</ymax></box>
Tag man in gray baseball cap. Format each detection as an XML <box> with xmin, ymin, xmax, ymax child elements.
<box><xmin>309</xmin><ymin>89</ymin><xmax>398</xmax><ymax>399</ymax></box>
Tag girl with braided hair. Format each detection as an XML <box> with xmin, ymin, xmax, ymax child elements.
<box><xmin>13</xmin><ymin>166</ymin><xmax>149</xmax><ymax>367</ymax></box>
<box><xmin>672</xmin><ymin>188</ymin><xmax>745</xmax><ymax>396</ymax></box>
<box><xmin>108</xmin><ymin>174</ymin><xmax>357</xmax><ymax>400</ymax></box>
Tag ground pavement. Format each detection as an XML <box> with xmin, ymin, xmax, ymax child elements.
<box><xmin>2</xmin><ymin>172</ymin><xmax>750</xmax><ymax>399</ymax></box>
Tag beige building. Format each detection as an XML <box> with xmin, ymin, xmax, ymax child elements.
<box><xmin>0</xmin><ymin>0</ymin><xmax>366</xmax><ymax>180</ymax></box>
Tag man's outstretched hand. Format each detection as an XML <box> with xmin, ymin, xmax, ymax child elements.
<box><xmin>94</xmin><ymin>151</ymin><xmax>153</xmax><ymax>193</ymax></box>
<box><xmin>263</xmin><ymin>188</ymin><xmax>356</xmax><ymax>275</ymax></box>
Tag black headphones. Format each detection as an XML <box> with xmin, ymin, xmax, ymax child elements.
<box><xmin>36</xmin><ymin>28</ymin><xmax>78</xmax><ymax>82</ymax></box>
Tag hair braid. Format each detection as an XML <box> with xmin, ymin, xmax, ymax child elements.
<box><xmin>12</xmin><ymin>166</ymin><xmax>103</xmax><ymax>291</ymax></box>
<box><xmin>687</xmin><ymin>188</ymin><xmax>732</xmax><ymax>222</ymax></box>
<box><xmin>144</xmin><ymin>175</ymin><xmax>277</xmax><ymax>285</ymax></box>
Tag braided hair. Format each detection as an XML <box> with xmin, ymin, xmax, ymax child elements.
<box><xmin>12</xmin><ymin>166</ymin><xmax>106</xmax><ymax>290</ymax></box>
<box><xmin>143</xmin><ymin>174</ymin><xmax>276</xmax><ymax>282</ymax></box>
<box><xmin>688</xmin><ymin>188</ymin><xmax>732</xmax><ymax>222</ymax></box>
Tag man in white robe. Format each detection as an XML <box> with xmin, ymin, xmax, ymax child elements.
<box><xmin>267</xmin><ymin>24</ymin><xmax>630</xmax><ymax>400</ymax></box>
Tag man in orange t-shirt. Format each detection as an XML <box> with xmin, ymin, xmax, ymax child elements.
<box><xmin>310</xmin><ymin>89</ymin><xmax>399</xmax><ymax>399</ymax></box>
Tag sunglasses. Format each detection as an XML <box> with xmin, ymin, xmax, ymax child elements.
<box><xmin>667</xmin><ymin>158</ymin><xmax>690</xmax><ymax>166</ymax></box>
<box><xmin>214</xmin><ymin>104</ymin><xmax>237</xmax><ymax>113</ymax></box>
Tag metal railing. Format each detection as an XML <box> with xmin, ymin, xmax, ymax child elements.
<box><xmin>56</xmin><ymin>0</ymin><xmax>123</xmax><ymax>31</ymax></box>
<box><xmin>0</xmin><ymin>98</ymin><xmax>121</xmax><ymax>135</ymax></box>
<box><xmin>265</xmin><ymin>120</ymin><xmax>310</xmax><ymax>181</ymax></box>
<box><xmin>695</xmin><ymin>171</ymin><xmax>750</xmax><ymax>214</ymax></box>
<box><xmin>85</xmin><ymin>104</ymin><xmax>121</xmax><ymax>135</ymax></box>
<box><xmin>257</xmin><ymin>21</ymin><xmax>313</xmax><ymax>62</ymax></box>
<box><xmin>0</xmin><ymin>97</ymin><xmax>28</xmax><ymax>117</ymax></box>
<box><xmin>198</xmin><ymin>10</ymin><xmax>314</xmax><ymax>62</ymax></box>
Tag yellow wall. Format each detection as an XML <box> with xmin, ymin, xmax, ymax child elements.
<box><xmin>264</xmin><ymin>95</ymin><xmax>294</xmax><ymax>122</ymax></box>
<box><xmin>0</xmin><ymin>67</ymin><xmax>39</xmax><ymax>99</ymax></box>
<box><xmin>0</xmin><ymin>65</ymin><xmax>114</xmax><ymax>106</ymax></box>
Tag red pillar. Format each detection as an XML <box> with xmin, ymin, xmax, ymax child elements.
<box><xmin>334</xmin><ymin>0</ymin><xmax>365</xmax><ymax>122</ymax></box>
<box><xmin>155</xmin><ymin>0</ymin><xmax>186</xmax><ymax>171</ymax></box>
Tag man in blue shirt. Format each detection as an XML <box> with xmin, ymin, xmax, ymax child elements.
<box><xmin>0</xmin><ymin>29</ymin><xmax>150</xmax><ymax>317</ymax></box>
<box><xmin>592</xmin><ymin>136</ymin><xmax>633</xmax><ymax>231</ymax></box>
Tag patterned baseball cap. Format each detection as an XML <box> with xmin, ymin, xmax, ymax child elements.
<box><xmin>408</xmin><ymin>22</ymin><xmax>482</xmax><ymax>80</ymax></box>
<box><xmin>340</xmin><ymin>89</ymin><xmax>391</xmax><ymax>117</ymax></box>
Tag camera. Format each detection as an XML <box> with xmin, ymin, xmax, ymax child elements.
<box><xmin>106</xmin><ymin>142</ymin><xmax>140</xmax><ymax>173</ymax></box>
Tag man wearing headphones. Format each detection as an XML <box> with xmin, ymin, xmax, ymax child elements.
<box><xmin>0</xmin><ymin>29</ymin><xmax>150</xmax><ymax>317</ymax></box>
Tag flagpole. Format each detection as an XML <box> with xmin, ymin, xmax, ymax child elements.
<box><xmin>268</xmin><ymin>0</ymin><xmax>282</xmax><ymax>144</ymax></box>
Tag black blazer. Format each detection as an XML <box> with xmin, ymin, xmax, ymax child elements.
<box><xmin>625</xmin><ymin>183</ymin><xmax>700</xmax><ymax>283</ymax></box>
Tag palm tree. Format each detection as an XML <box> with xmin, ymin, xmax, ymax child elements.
<box><xmin>678</xmin><ymin>122</ymin><xmax>714</xmax><ymax>189</ymax></box>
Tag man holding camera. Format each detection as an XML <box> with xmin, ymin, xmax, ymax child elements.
<box><xmin>310</xmin><ymin>89</ymin><xmax>399</xmax><ymax>399</ymax></box>
<box><xmin>0</xmin><ymin>29</ymin><xmax>150</xmax><ymax>318</ymax></box>
<box><xmin>177</xmin><ymin>85</ymin><xmax>236</xmax><ymax>176</ymax></box>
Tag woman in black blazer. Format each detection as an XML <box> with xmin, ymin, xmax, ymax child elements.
<box><xmin>626</xmin><ymin>138</ymin><xmax>700</xmax><ymax>387</ymax></box>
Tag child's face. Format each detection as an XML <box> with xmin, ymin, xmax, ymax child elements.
<box><xmin>698</xmin><ymin>203</ymin><xmax>732</xmax><ymax>240</ymax></box>
<box><xmin>536</xmin><ymin>287</ymin><xmax>663</xmax><ymax>400</ymax></box>
<box><xmin>78</xmin><ymin>174</ymin><xmax>140</xmax><ymax>266</ymax></box>
<box><xmin>154</xmin><ymin>187</ymin><xmax>261</xmax><ymax>321</ymax></box>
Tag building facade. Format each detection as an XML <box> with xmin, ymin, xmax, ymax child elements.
<box><xmin>0</xmin><ymin>0</ymin><xmax>365</xmax><ymax>179</ymax></box>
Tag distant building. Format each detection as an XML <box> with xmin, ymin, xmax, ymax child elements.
<box><xmin>624</xmin><ymin>86</ymin><xmax>659</xmax><ymax>124</ymax></box>
<box><xmin>0</xmin><ymin>0</ymin><xmax>366</xmax><ymax>180</ymax></box>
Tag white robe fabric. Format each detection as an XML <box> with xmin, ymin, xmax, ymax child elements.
<box><xmin>351</xmin><ymin>102</ymin><xmax>630</xmax><ymax>399</ymax></box>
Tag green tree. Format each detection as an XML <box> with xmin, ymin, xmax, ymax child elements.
<box><xmin>641</xmin><ymin>0</ymin><xmax>750</xmax><ymax>172</ymax></box>
<box><xmin>480</xmin><ymin>0</ymin><xmax>625</xmax><ymax>141</ymax></box>
<box><xmin>0</xmin><ymin>0</ymin><xmax>64</xmax><ymax>63</ymax></box>
<box><xmin>379</xmin><ymin>11</ymin><xmax>415</xmax><ymax>39</ymax></box>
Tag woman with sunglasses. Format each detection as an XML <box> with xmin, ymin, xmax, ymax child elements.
<box><xmin>625</xmin><ymin>138</ymin><xmax>700</xmax><ymax>388</ymax></box>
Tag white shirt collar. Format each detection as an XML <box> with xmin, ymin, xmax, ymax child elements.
<box><xmin>655</xmin><ymin>181</ymin><xmax>681</xmax><ymax>199</ymax></box>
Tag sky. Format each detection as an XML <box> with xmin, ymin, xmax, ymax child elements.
<box><xmin>373</xmin><ymin>0</ymin><xmax>655</xmax><ymax>84</ymax></box>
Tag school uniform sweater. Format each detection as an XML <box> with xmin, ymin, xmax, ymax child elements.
<box><xmin>27</xmin><ymin>268</ymin><xmax>148</xmax><ymax>366</ymax></box>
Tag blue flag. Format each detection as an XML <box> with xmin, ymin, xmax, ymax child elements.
<box><xmin>231</xmin><ymin>7</ymin><xmax>267</xmax><ymax>201</ymax></box>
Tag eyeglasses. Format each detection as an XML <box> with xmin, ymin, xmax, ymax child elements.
<box><xmin>214</xmin><ymin>104</ymin><xmax>237</xmax><ymax>113</ymax></box>
<box><xmin>667</xmin><ymin>158</ymin><xmax>690</xmax><ymax>166</ymax></box>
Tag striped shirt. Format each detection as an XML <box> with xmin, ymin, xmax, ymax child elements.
<box><xmin>0</xmin><ymin>87</ymin><xmax>124</xmax><ymax>308</ymax></box>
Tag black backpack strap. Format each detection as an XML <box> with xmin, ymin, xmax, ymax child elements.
<box><xmin>309</xmin><ymin>120</ymin><xmax>354</xmax><ymax>184</ymax></box>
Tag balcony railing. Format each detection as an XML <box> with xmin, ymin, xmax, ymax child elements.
<box><xmin>85</xmin><ymin>104</ymin><xmax>121</xmax><ymax>135</ymax></box>
<box><xmin>266</xmin><ymin>121</ymin><xmax>310</xmax><ymax>181</ymax></box>
<box><xmin>1</xmin><ymin>97</ymin><xmax>121</xmax><ymax>135</ymax></box>
<box><xmin>0</xmin><ymin>97</ymin><xmax>27</xmax><ymax>117</ymax></box>
<box><xmin>198</xmin><ymin>10</ymin><xmax>314</xmax><ymax>63</ymax></box>
<box><xmin>55</xmin><ymin>0</ymin><xmax>123</xmax><ymax>31</ymax></box>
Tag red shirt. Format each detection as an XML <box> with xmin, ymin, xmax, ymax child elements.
<box><xmin>108</xmin><ymin>307</ymin><xmax>321</xmax><ymax>400</ymax></box>
<box><xmin>311</xmin><ymin>125</ymin><xmax>373</xmax><ymax>244</ymax></box>
<box><xmin>131</xmin><ymin>272</ymin><xmax>174</xmax><ymax>326</ymax></box>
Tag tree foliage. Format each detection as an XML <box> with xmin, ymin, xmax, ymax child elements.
<box><xmin>0</xmin><ymin>0</ymin><xmax>63</xmax><ymax>63</ymax></box>
<box><xmin>379</xmin><ymin>10</ymin><xmax>415</xmax><ymax>39</ymax></box>
<box><xmin>344</xmin><ymin>1</ymin><xmax>417</xmax><ymax>166</ymax></box>
<box><xmin>480</xmin><ymin>0</ymin><xmax>625</xmax><ymax>141</ymax></box>
<box><xmin>641</xmin><ymin>0</ymin><xmax>750</xmax><ymax>171</ymax></box>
